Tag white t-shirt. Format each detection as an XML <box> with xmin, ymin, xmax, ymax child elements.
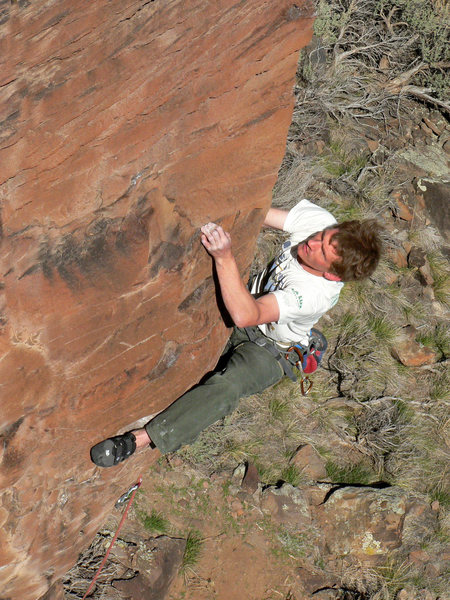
<box><xmin>251</xmin><ymin>200</ymin><xmax>343</xmax><ymax>347</ymax></box>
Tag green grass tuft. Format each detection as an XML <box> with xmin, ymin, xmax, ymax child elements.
<box><xmin>430</xmin><ymin>490</ymin><xmax>450</xmax><ymax>509</ymax></box>
<box><xmin>181</xmin><ymin>530</ymin><xmax>204</xmax><ymax>572</ymax></box>
<box><xmin>136</xmin><ymin>508</ymin><xmax>169</xmax><ymax>534</ymax></box>
<box><xmin>320</xmin><ymin>141</ymin><xmax>369</xmax><ymax>178</ymax></box>
<box><xmin>280</xmin><ymin>464</ymin><xmax>302</xmax><ymax>487</ymax></box>
<box><xmin>325</xmin><ymin>460</ymin><xmax>375</xmax><ymax>485</ymax></box>
<box><xmin>416</xmin><ymin>323</ymin><xmax>449</xmax><ymax>359</ymax></box>
<box><xmin>276</xmin><ymin>528</ymin><xmax>309</xmax><ymax>558</ymax></box>
<box><xmin>367</xmin><ymin>315</ymin><xmax>397</xmax><ymax>344</ymax></box>
<box><xmin>427</xmin><ymin>252</ymin><xmax>450</xmax><ymax>306</ymax></box>
<box><xmin>429</xmin><ymin>369</ymin><xmax>450</xmax><ymax>402</ymax></box>
<box><xmin>268</xmin><ymin>397</ymin><xmax>290</xmax><ymax>420</ymax></box>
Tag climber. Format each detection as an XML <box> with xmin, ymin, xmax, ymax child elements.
<box><xmin>90</xmin><ymin>200</ymin><xmax>382</xmax><ymax>467</ymax></box>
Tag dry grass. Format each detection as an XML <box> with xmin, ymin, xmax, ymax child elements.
<box><xmin>63</xmin><ymin>530</ymin><xmax>126</xmax><ymax>600</ymax></box>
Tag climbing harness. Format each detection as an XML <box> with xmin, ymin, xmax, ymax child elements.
<box><xmin>81</xmin><ymin>476</ymin><xmax>143</xmax><ymax>600</ymax></box>
<box><xmin>244</xmin><ymin>326</ymin><xmax>327</xmax><ymax>396</ymax></box>
<box><xmin>244</xmin><ymin>326</ymin><xmax>298</xmax><ymax>382</ymax></box>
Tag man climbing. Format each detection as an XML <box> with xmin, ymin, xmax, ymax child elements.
<box><xmin>91</xmin><ymin>200</ymin><xmax>381</xmax><ymax>467</ymax></box>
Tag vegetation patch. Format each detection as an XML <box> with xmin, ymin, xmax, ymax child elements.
<box><xmin>136</xmin><ymin>508</ymin><xmax>170</xmax><ymax>534</ymax></box>
<box><xmin>180</xmin><ymin>530</ymin><xmax>204</xmax><ymax>573</ymax></box>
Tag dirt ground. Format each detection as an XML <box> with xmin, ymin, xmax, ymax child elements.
<box><xmin>67</xmin><ymin>456</ymin><xmax>309</xmax><ymax>600</ymax></box>
<box><xmin>136</xmin><ymin>460</ymin><xmax>305</xmax><ymax>600</ymax></box>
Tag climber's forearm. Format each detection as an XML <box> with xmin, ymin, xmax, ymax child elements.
<box><xmin>201</xmin><ymin>222</ymin><xmax>280</xmax><ymax>327</ymax></box>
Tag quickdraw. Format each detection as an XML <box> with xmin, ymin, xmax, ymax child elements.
<box><xmin>285</xmin><ymin>345</ymin><xmax>313</xmax><ymax>396</ymax></box>
<box><xmin>115</xmin><ymin>482</ymin><xmax>141</xmax><ymax>509</ymax></box>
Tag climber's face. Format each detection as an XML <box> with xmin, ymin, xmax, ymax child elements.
<box><xmin>296</xmin><ymin>227</ymin><xmax>341</xmax><ymax>279</ymax></box>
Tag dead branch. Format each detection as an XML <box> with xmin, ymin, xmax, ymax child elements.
<box><xmin>429</xmin><ymin>61</ymin><xmax>450</xmax><ymax>70</ymax></box>
<box><xmin>380</xmin><ymin>6</ymin><xmax>401</xmax><ymax>35</ymax></box>
<box><xmin>400</xmin><ymin>86</ymin><xmax>450</xmax><ymax>113</ymax></box>
<box><xmin>419</xmin><ymin>358</ymin><xmax>450</xmax><ymax>372</ymax></box>
<box><xmin>335</xmin><ymin>0</ymin><xmax>360</xmax><ymax>44</ymax></box>
<box><xmin>335</xmin><ymin>41</ymin><xmax>398</xmax><ymax>64</ymax></box>
<box><xmin>384</xmin><ymin>62</ymin><xmax>427</xmax><ymax>92</ymax></box>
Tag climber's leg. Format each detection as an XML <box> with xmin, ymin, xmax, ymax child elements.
<box><xmin>145</xmin><ymin>337</ymin><xmax>284</xmax><ymax>454</ymax></box>
<box><xmin>90</xmin><ymin>327</ymin><xmax>284</xmax><ymax>467</ymax></box>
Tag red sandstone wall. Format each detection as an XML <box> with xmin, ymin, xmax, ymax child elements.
<box><xmin>0</xmin><ymin>1</ymin><xmax>314</xmax><ymax>597</ymax></box>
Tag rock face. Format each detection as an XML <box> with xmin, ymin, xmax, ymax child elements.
<box><xmin>0</xmin><ymin>1</ymin><xmax>314</xmax><ymax>597</ymax></box>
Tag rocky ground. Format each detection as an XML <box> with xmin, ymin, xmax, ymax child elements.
<box><xmin>62</xmin><ymin>1</ymin><xmax>449</xmax><ymax>598</ymax></box>
<box><xmin>62</xmin><ymin>444</ymin><xmax>447</xmax><ymax>600</ymax></box>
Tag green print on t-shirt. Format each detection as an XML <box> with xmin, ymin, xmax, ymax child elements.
<box><xmin>291</xmin><ymin>289</ymin><xmax>303</xmax><ymax>309</ymax></box>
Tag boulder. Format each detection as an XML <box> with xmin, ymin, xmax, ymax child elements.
<box><xmin>416</xmin><ymin>179</ymin><xmax>450</xmax><ymax>242</ymax></box>
<box><xmin>392</xmin><ymin>192</ymin><xmax>414</xmax><ymax>221</ymax></box>
<box><xmin>290</xmin><ymin>444</ymin><xmax>328</xmax><ymax>481</ymax></box>
<box><xmin>0</xmin><ymin>1</ymin><xmax>314</xmax><ymax>597</ymax></box>
<box><xmin>391</xmin><ymin>327</ymin><xmax>436</xmax><ymax>367</ymax></box>
<box><xmin>315</xmin><ymin>486</ymin><xmax>435</xmax><ymax>565</ymax></box>
<box><xmin>241</xmin><ymin>462</ymin><xmax>260</xmax><ymax>494</ymax></box>
<box><xmin>387</xmin><ymin>245</ymin><xmax>408</xmax><ymax>269</ymax></box>
<box><xmin>261</xmin><ymin>483</ymin><xmax>312</xmax><ymax>528</ymax></box>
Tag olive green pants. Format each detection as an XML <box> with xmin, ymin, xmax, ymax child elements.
<box><xmin>145</xmin><ymin>327</ymin><xmax>284</xmax><ymax>454</ymax></box>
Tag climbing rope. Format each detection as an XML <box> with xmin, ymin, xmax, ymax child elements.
<box><xmin>81</xmin><ymin>476</ymin><xmax>143</xmax><ymax>600</ymax></box>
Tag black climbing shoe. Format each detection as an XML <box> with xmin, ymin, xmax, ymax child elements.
<box><xmin>90</xmin><ymin>432</ymin><xmax>136</xmax><ymax>468</ymax></box>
